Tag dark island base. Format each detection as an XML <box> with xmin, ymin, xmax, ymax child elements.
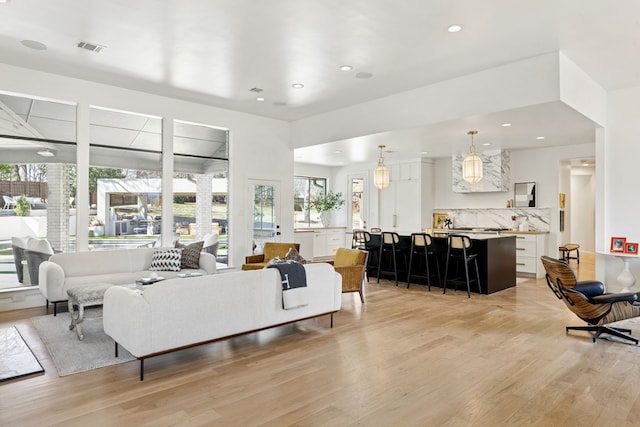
<box><xmin>366</xmin><ymin>234</ymin><xmax>516</xmax><ymax>295</ymax></box>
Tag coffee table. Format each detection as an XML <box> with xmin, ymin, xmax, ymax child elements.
<box><xmin>67</xmin><ymin>283</ymin><xmax>138</xmax><ymax>340</ymax></box>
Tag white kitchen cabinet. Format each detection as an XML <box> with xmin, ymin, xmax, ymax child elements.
<box><xmin>294</xmin><ymin>227</ymin><xmax>346</xmax><ymax>259</ymax></box>
<box><xmin>313</xmin><ymin>227</ymin><xmax>345</xmax><ymax>258</ymax></box>
<box><xmin>503</xmin><ymin>232</ymin><xmax>548</xmax><ymax>278</ymax></box>
<box><xmin>293</xmin><ymin>230</ymin><xmax>315</xmax><ymax>260</ymax></box>
<box><xmin>379</xmin><ymin>162</ymin><xmax>421</xmax><ymax>234</ymax></box>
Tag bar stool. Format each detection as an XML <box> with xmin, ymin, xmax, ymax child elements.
<box><xmin>352</xmin><ymin>230</ymin><xmax>376</xmax><ymax>281</ymax></box>
<box><xmin>377</xmin><ymin>231</ymin><xmax>408</xmax><ymax>286</ymax></box>
<box><xmin>406</xmin><ymin>233</ymin><xmax>441</xmax><ymax>291</ymax></box>
<box><xmin>352</xmin><ymin>229</ymin><xmax>368</xmax><ymax>249</ymax></box>
<box><xmin>443</xmin><ymin>234</ymin><xmax>481</xmax><ymax>298</ymax></box>
<box><xmin>559</xmin><ymin>243</ymin><xmax>580</xmax><ymax>264</ymax></box>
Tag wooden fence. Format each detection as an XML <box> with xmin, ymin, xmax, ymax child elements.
<box><xmin>0</xmin><ymin>181</ymin><xmax>47</xmax><ymax>199</ymax></box>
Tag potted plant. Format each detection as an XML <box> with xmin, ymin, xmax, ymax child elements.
<box><xmin>310</xmin><ymin>190</ymin><xmax>345</xmax><ymax>227</ymax></box>
<box><xmin>14</xmin><ymin>195</ymin><xmax>31</xmax><ymax>217</ymax></box>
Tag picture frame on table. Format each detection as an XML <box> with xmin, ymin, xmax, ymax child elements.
<box><xmin>625</xmin><ymin>242</ymin><xmax>639</xmax><ymax>255</ymax></box>
<box><xmin>611</xmin><ymin>237</ymin><xmax>626</xmax><ymax>253</ymax></box>
<box><xmin>433</xmin><ymin>213</ymin><xmax>449</xmax><ymax>229</ymax></box>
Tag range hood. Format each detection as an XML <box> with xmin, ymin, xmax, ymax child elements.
<box><xmin>452</xmin><ymin>149</ymin><xmax>510</xmax><ymax>193</ymax></box>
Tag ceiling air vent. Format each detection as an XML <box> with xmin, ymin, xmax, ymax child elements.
<box><xmin>77</xmin><ymin>41</ymin><xmax>105</xmax><ymax>53</ymax></box>
<box><xmin>249</xmin><ymin>87</ymin><xmax>264</xmax><ymax>93</ymax></box>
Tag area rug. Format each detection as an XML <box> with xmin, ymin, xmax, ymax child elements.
<box><xmin>600</xmin><ymin>317</ymin><xmax>640</xmax><ymax>345</ymax></box>
<box><xmin>0</xmin><ymin>326</ymin><xmax>44</xmax><ymax>382</ymax></box>
<box><xmin>31</xmin><ymin>313</ymin><xmax>135</xmax><ymax>376</ymax></box>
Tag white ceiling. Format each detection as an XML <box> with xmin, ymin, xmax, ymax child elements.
<box><xmin>0</xmin><ymin>0</ymin><xmax>636</xmax><ymax>166</ymax></box>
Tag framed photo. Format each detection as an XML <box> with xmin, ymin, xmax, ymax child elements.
<box><xmin>559</xmin><ymin>210</ymin><xmax>565</xmax><ymax>232</ymax></box>
<box><xmin>559</xmin><ymin>193</ymin><xmax>566</xmax><ymax>209</ymax></box>
<box><xmin>611</xmin><ymin>237</ymin><xmax>627</xmax><ymax>253</ymax></box>
<box><xmin>433</xmin><ymin>213</ymin><xmax>449</xmax><ymax>229</ymax></box>
<box><xmin>625</xmin><ymin>242</ymin><xmax>639</xmax><ymax>255</ymax></box>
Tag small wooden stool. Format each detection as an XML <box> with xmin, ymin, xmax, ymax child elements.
<box><xmin>559</xmin><ymin>243</ymin><xmax>580</xmax><ymax>264</ymax></box>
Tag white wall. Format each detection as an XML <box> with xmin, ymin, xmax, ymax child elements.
<box><xmin>600</xmin><ymin>85</ymin><xmax>640</xmax><ymax>290</ymax></box>
<box><xmin>570</xmin><ymin>169</ymin><xmax>595</xmax><ymax>252</ymax></box>
<box><xmin>0</xmin><ymin>63</ymin><xmax>292</xmax><ymax>269</ymax></box>
<box><xmin>557</xmin><ymin>160</ymin><xmax>572</xmax><ymax>246</ymax></box>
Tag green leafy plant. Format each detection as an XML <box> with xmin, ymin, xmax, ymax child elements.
<box><xmin>14</xmin><ymin>195</ymin><xmax>31</xmax><ymax>217</ymax></box>
<box><xmin>310</xmin><ymin>190</ymin><xmax>345</xmax><ymax>213</ymax></box>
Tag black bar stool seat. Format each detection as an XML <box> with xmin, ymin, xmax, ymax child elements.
<box><xmin>406</xmin><ymin>233</ymin><xmax>441</xmax><ymax>291</ymax></box>
<box><xmin>377</xmin><ymin>231</ymin><xmax>408</xmax><ymax>286</ymax></box>
<box><xmin>443</xmin><ymin>234</ymin><xmax>481</xmax><ymax>298</ymax></box>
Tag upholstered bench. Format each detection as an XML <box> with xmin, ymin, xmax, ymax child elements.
<box><xmin>67</xmin><ymin>283</ymin><xmax>115</xmax><ymax>340</ymax></box>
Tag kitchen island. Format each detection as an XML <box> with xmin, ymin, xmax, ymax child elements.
<box><xmin>370</xmin><ymin>231</ymin><xmax>517</xmax><ymax>294</ymax></box>
<box><xmin>436</xmin><ymin>233</ymin><xmax>516</xmax><ymax>294</ymax></box>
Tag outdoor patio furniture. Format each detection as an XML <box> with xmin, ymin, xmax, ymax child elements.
<box><xmin>25</xmin><ymin>238</ymin><xmax>54</xmax><ymax>285</ymax></box>
<box><xmin>2</xmin><ymin>195</ymin><xmax>16</xmax><ymax>210</ymax></box>
<box><xmin>11</xmin><ymin>236</ymin><xmax>28</xmax><ymax>284</ymax></box>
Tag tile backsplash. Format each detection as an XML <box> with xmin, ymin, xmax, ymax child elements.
<box><xmin>433</xmin><ymin>208</ymin><xmax>550</xmax><ymax>232</ymax></box>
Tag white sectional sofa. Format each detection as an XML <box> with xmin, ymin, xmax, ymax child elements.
<box><xmin>103</xmin><ymin>262</ymin><xmax>342</xmax><ymax>380</ymax></box>
<box><xmin>39</xmin><ymin>247</ymin><xmax>216</xmax><ymax>314</ymax></box>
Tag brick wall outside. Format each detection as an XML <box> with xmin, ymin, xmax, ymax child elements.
<box><xmin>46</xmin><ymin>163</ymin><xmax>70</xmax><ymax>252</ymax></box>
<box><xmin>195</xmin><ymin>174</ymin><xmax>213</xmax><ymax>239</ymax></box>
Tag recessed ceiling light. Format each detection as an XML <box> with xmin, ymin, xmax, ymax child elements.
<box><xmin>421</xmin><ymin>151</ymin><xmax>428</xmax><ymax>155</ymax></box>
<box><xmin>536</xmin><ymin>136</ymin><xmax>545</xmax><ymax>140</ymax></box>
<box><xmin>37</xmin><ymin>149</ymin><xmax>55</xmax><ymax>157</ymax></box>
<box><xmin>482</xmin><ymin>143</ymin><xmax>491</xmax><ymax>146</ymax></box>
<box><xmin>21</xmin><ymin>40</ymin><xmax>47</xmax><ymax>50</ymax></box>
<box><xmin>501</xmin><ymin>123</ymin><xmax>511</xmax><ymax>127</ymax></box>
<box><xmin>447</xmin><ymin>24</ymin><xmax>462</xmax><ymax>33</ymax></box>
<box><xmin>339</xmin><ymin>65</ymin><xmax>353</xmax><ymax>71</ymax></box>
<box><xmin>256</xmin><ymin>97</ymin><xmax>265</xmax><ymax>102</ymax></box>
<box><xmin>292</xmin><ymin>83</ymin><xmax>304</xmax><ymax>89</ymax></box>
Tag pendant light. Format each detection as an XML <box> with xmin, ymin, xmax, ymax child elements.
<box><xmin>462</xmin><ymin>130</ymin><xmax>483</xmax><ymax>184</ymax></box>
<box><xmin>374</xmin><ymin>144</ymin><xmax>390</xmax><ymax>189</ymax></box>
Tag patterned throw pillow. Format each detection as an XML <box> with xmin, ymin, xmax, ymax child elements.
<box><xmin>175</xmin><ymin>240</ymin><xmax>204</xmax><ymax>269</ymax></box>
<box><xmin>149</xmin><ymin>248</ymin><xmax>183</xmax><ymax>271</ymax></box>
<box><xmin>284</xmin><ymin>247</ymin><xmax>307</xmax><ymax>264</ymax></box>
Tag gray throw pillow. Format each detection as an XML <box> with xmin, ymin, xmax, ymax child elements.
<box><xmin>284</xmin><ymin>247</ymin><xmax>307</xmax><ymax>264</ymax></box>
<box><xmin>175</xmin><ymin>240</ymin><xmax>204</xmax><ymax>269</ymax></box>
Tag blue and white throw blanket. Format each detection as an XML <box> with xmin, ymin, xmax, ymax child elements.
<box><xmin>267</xmin><ymin>260</ymin><xmax>308</xmax><ymax>309</ymax></box>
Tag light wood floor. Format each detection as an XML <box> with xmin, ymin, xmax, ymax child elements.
<box><xmin>3</xmin><ymin>253</ymin><xmax>640</xmax><ymax>426</ymax></box>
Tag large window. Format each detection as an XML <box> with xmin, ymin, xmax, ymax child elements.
<box><xmin>0</xmin><ymin>91</ymin><xmax>77</xmax><ymax>290</ymax></box>
<box><xmin>89</xmin><ymin>106</ymin><xmax>163</xmax><ymax>249</ymax></box>
<box><xmin>173</xmin><ymin>120</ymin><xmax>229</xmax><ymax>267</ymax></box>
<box><xmin>294</xmin><ymin>176</ymin><xmax>326</xmax><ymax>228</ymax></box>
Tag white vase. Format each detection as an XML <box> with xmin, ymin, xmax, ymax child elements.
<box><xmin>320</xmin><ymin>212</ymin><xmax>331</xmax><ymax>227</ymax></box>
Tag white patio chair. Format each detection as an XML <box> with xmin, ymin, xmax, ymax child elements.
<box><xmin>3</xmin><ymin>195</ymin><xmax>16</xmax><ymax>210</ymax></box>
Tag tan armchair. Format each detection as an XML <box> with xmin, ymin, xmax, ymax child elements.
<box><xmin>241</xmin><ymin>242</ymin><xmax>300</xmax><ymax>270</ymax></box>
<box><xmin>333</xmin><ymin>248</ymin><xmax>369</xmax><ymax>303</ymax></box>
